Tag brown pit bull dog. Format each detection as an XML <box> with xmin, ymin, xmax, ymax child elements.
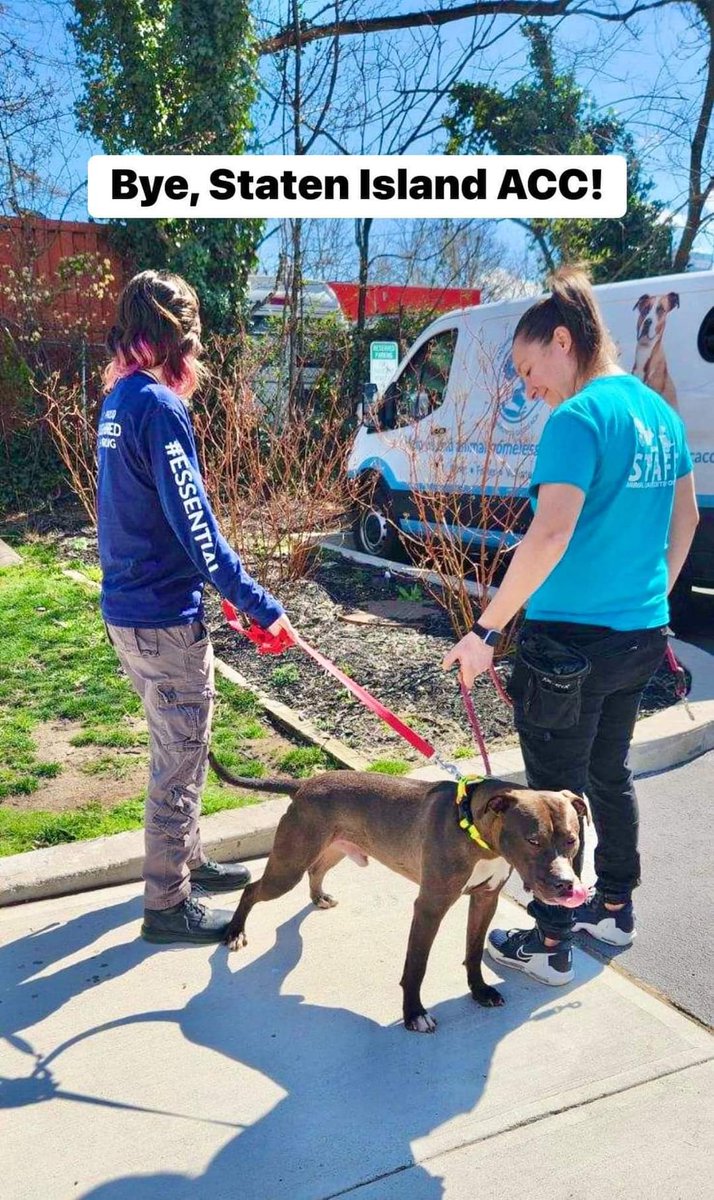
<box><xmin>209</xmin><ymin>753</ymin><xmax>588</xmax><ymax>1034</ymax></box>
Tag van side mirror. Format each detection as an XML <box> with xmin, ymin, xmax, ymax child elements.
<box><xmin>359</xmin><ymin>382</ymin><xmax>378</xmax><ymax>428</ymax></box>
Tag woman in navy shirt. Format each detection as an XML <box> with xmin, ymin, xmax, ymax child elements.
<box><xmin>98</xmin><ymin>270</ymin><xmax>295</xmax><ymax>945</ymax></box>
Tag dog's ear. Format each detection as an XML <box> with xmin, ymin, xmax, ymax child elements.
<box><xmin>668</xmin><ymin>291</ymin><xmax>680</xmax><ymax>309</ymax></box>
<box><xmin>470</xmin><ymin>782</ymin><xmax>519</xmax><ymax>818</ymax></box>
<box><xmin>562</xmin><ymin>789</ymin><xmax>591</xmax><ymax>824</ymax></box>
<box><xmin>634</xmin><ymin>294</ymin><xmax>651</xmax><ymax>312</ymax></box>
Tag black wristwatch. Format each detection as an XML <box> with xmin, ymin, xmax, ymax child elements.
<box><xmin>472</xmin><ymin>621</ymin><xmax>501</xmax><ymax>648</ymax></box>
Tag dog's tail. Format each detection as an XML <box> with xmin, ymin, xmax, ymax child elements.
<box><xmin>208</xmin><ymin>751</ymin><xmax>301</xmax><ymax>796</ymax></box>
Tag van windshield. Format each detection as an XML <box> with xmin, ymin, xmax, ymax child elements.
<box><xmin>377</xmin><ymin>328</ymin><xmax>458</xmax><ymax>430</ymax></box>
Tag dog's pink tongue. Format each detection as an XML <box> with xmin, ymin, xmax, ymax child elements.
<box><xmin>556</xmin><ymin>882</ymin><xmax>589</xmax><ymax>908</ymax></box>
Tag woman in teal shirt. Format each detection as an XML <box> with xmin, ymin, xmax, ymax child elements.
<box><xmin>444</xmin><ymin>267</ymin><xmax>698</xmax><ymax>986</ymax></box>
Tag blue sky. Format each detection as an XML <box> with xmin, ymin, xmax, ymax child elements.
<box><xmin>6</xmin><ymin>1</ymin><xmax>712</xmax><ymax>274</ymax></box>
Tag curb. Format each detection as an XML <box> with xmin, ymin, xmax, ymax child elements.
<box><xmin>0</xmin><ymin>796</ymin><xmax>292</xmax><ymax>908</ymax></box>
<box><xmin>318</xmin><ymin>532</ymin><xmax>495</xmax><ymax>599</ymax></box>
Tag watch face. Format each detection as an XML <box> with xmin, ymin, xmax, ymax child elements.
<box><xmin>473</xmin><ymin>623</ymin><xmax>498</xmax><ymax>645</ymax></box>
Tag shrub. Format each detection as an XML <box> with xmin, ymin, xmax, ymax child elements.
<box><xmin>270</xmin><ymin>664</ymin><xmax>300</xmax><ymax>688</ymax></box>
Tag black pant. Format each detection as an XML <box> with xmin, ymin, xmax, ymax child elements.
<box><xmin>513</xmin><ymin>621</ymin><xmax>668</xmax><ymax>940</ymax></box>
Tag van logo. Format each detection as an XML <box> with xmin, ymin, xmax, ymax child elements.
<box><xmin>497</xmin><ymin>350</ymin><xmax>540</xmax><ymax>431</ymax></box>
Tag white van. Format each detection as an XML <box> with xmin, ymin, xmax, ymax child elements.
<box><xmin>247</xmin><ymin>275</ymin><xmax>344</xmax><ymax>331</ymax></box>
<box><xmin>347</xmin><ymin>270</ymin><xmax>714</xmax><ymax>610</ymax></box>
<box><xmin>248</xmin><ymin>275</ymin><xmax>346</xmax><ymax>410</ymax></box>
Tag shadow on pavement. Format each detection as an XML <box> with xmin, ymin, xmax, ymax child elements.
<box><xmin>1</xmin><ymin>888</ymin><xmax>602</xmax><ymax>1200</ymax></box>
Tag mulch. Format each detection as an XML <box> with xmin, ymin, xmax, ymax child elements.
<box><xmin>2</xmin><ymin>499</ymin><xmax>686</xmax><ymax>770</ymax></box>
<box><xmin>207</xmin><ymin>554</ymin><xmax>686</xmax><ymax>767</ymax></box>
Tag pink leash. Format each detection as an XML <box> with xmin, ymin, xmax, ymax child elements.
<box><xmin>665</xmin><ymin>642</ymin><xmax>695</xmax><ymax>720</ymax></box>
<box><xmin>458</xmin><ymin>678</ymin><xmax>493</xmax><ymax>775</ymax></box>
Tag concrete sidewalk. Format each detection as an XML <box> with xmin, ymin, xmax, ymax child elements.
<box><xmin>1</xmin><ymin>861</ymin><xmax>711</xmax><ymax>1200</ymax></box>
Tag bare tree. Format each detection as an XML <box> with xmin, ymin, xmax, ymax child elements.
<box><xmin>369</xmin><ymin>219</ymin><xmax>512</xmax><ymax>297</ymax></box>
<box><xmin>0</xmin><ymin>2</ymin><xmax>89</xmax><ymax>219</ymax></box>
<box><xmin>254</xmin><ymin>2</ymin><xmax>714</xmax><ymax>273</ymax></box>
<box><xmin>256</xmin><ymin>3</ymin><xmax>523</xmax><ymax>389</ymax></box>
<box><xmin>256</xmin><ymin>1</ymin><xmax>672</xmax><ymax>56</ymax></box>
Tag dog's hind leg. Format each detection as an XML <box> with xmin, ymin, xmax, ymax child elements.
<box><xmin>308</xmin><ymin>844</ymin><xmax>346</xmax><ymax>909</ymax></box>
<box><xmin>225</xmin><ymin>803</ymin><xmax>328</xmax><ymax>950</ymax></box>
<box><xmin>465</xmin><ymin>889</ymin><xmax>505</xmax><ymax>1008</ymax></box>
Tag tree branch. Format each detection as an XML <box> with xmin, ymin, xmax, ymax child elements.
<box><xmin>673</xmin><ymin>9</ymin><xmax>714</xmax><ymax>270</ymax></box>
<box><xmin>258</xmin><ymin>0</ymin><xmax>678</xmax><ymax>56</ymax></box>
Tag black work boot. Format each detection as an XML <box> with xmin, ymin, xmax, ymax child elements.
<box><xmin>190</xmin><ymin>859</ymin><xmax>251</xmax><ymax>893</ymax></box>
<box><xmin>141</xmin><ymin>896</ymin><xmax>233</xmax><ymax>944</ymax></box>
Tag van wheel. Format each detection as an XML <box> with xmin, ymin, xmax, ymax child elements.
<box><xmin>352</xmin><ymin>481</ymin><xmax>402</xmax><ymax>559</ymax></box>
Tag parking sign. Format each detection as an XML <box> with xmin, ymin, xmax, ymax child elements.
<box><xmin>369</xmin><ymin>341</ymin><xmax>399</xmax><ymax>395</ymax></box>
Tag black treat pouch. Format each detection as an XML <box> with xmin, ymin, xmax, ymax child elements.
<box><xmin>508</xmin><ymin>632</ymin><xmax>591</xmax><ymax>730</ymax></box>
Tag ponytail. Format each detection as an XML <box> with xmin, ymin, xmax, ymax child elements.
<box><xmin>513</xmin><ymin>265</ymin><xmax>616</xmax><ymax>377</ymax></box>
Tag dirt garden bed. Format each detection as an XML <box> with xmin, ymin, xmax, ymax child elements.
<box><xmin>207</xmin><ymin>553</ymin><xmax>687</xmax><ymax>768</ymax></box>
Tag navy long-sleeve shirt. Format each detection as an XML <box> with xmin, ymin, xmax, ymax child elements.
<box><xmin>97</xmin><ymin>371</ymin><xmax>284</xmax><ymax>629</ymax></box>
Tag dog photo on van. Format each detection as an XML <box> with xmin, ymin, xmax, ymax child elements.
<box><xmin>632</xmin><ymin>292</ymin><xmax>680</xmax><ymax>410</ymax></box>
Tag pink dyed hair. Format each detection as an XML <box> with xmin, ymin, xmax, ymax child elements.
<box><xmin>103</xmin><ymin>270</ymin><xmax>206</xmax><ymax>397</ymax></box>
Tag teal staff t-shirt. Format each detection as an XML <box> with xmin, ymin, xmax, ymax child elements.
<box><xmin>525</xmin><ymin>374</ymin><xmax>692</xmax><ymax>630</ymax></box>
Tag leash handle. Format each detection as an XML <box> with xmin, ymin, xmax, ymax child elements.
<box><xmin>221</xmin><ymin>602</ymin><xmax>294</xmax><ymax>655</ymax></box>
<box><xmin>665</xmin><ymin>642</ymin><xmax>695</xmax><ymax>721</ymax></box>
<box><xmin>246</xmin><ymin>621</ymin><xmax>294</xmax><ymax>654</ymax></box>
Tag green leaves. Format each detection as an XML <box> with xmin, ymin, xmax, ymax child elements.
<box><xmin>444</xmin><ymin>21</ymin><xmax>673</xmax><ymax>282</ymax></box>
<box><xmin>70</xmin><ymin>0</ymin><xmax>264</xmax><ymax>332</ymax></box>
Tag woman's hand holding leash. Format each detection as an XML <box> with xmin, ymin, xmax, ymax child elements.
<box><xmin>442</xmin><ymin>631</ymin><xmax>494</xmax><ymax>690</ymax></box>
<box><xmin>268</xmin><ymin>613</ymin><xmax>298</xmax><ymax>642</ymax></box>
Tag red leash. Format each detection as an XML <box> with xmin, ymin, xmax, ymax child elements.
<box><xmin>221</xmin><ymin>600</ymin><xmax>455</xmax><ymax>769</ymax></box>
<box><xmin>221</xmin><ymin>600</ymin><xmax>509</xmax><ymax>777</ymax></box>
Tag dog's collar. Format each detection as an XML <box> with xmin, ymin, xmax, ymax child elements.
<box><xmin>455</xmin><ymin>776</ymin><xmax>493</xmax><ymax>853</ymax></box>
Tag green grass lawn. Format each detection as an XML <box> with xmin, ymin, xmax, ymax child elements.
<box><xmin>0</xmin><ymin>539</ymin><xmax>329</xmax><ymax>855</ymax></box>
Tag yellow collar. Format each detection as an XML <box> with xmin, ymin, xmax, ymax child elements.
<box><xmin>455</xmin><ymin>775</ymin><xmax>493</xmax><ymax>853</ymax></box>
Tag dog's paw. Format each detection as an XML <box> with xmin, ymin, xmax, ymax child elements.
<box><xmin>471</xmin><ymin>984</ymin><xmax>505</xmax><ymax>1008</ymax></box>
<box><xmin>405</xmin><ymin>1011</ymin><xmax>437</xmax><ymax>1034</ymax></box>
<box><xmin>312</xmin><ymin>892</ymin><xmax>338</xmax><ymax>909</ymax></box>
<box><xmin>225</xmin><ymin>929</ymin><xmax>247</xmax><ymax>952</ymax></box>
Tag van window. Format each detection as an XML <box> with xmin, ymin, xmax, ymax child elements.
<box><xmin>378</xmin><ymin>329</ymin><xmax>458</xmax><ymax>429</ymax></box>
<box><xmin>697</xmin><ymin>307</ymin><xmax>714</xmax><ymax>362</ymax></box>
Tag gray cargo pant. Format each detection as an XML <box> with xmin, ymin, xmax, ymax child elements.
<box><xmin>105</xmin><ymin>620</ymin><xmax>215</xmax><ymax>910</ymax></box>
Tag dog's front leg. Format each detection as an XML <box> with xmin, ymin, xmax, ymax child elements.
<box><xmin>225</xmin><ymin>883</ymin><xmax>256</xmax><ymax>950</ymax></box>
<box><xmin>400</xmin><ymin>890</ymin><xmax>456</xmax><ymax>1033</ymax></box>
<box><xmin>465</xmin><ymin>889</ymin><xmax>505</xmax><ymax>1007</ymax></box>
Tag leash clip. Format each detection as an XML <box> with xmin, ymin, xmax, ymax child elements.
<box><xmin>665</xmin><ymin>642</ymin><xmax>695</xmax><ymax>722</ymax></box>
